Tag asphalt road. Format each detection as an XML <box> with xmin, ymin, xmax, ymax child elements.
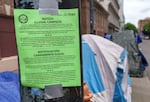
<box><xmin>132</xmin><ymin>39</ymin><xmax>150</xmax><ymax>102</ymax></box>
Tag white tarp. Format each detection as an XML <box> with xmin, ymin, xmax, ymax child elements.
<box><xmin>82</xmin><ymin>34</ymin><xmax>131</xmax><ymax>102</ymax></box>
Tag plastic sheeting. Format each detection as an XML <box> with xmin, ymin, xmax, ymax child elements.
<box><xmin>82</xmin><ymin>39</ymin><xmax>105</xmax><ymax>93</ymax></box>
<box><xmin>82</xmin><ymin>34</ymin><xmax>131</xmax><ymax>102</ymax></box>
<box><xmin>0</xmin><ymin>72</ymin><xmax>20</xmax><ymax>102</ymax></box>
<box><xmin>135</xmin><ymin>34</ymin><xmax>148</xmax><ymax>71</ymax></box>
<box><xmin>139</xmin><ymin>51</ymin><xmax>148</xmax><ymax>71</ymax></box>
<box><xmin>112</xmin><ymin>31</ymin><xmax>143</xmax><ymax>77</ymax></box>
<box><xmin>83</xmin><ymin>35</ymin><xmax>116</xmax><ymax>102</ymax></box>
<box><xmin>104</xmin><ymin>34</ymin><xmax>112</xmax><ymax>40</ymax></box>
<box><xmin>135</xmin><ymin>34</ymin><xmax>142</xmax><ymax>44</ymax></box>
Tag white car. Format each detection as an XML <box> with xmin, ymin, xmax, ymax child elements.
<box><xmin>144</xmin><ymin>36</ymin><xmax>149</xmax><ymax>39</ymax></box>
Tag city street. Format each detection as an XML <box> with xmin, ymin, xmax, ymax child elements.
<box><xmin>132</xmin><ymin>39</ymin><xmax>150</xmax><ymax>102</ymax></box>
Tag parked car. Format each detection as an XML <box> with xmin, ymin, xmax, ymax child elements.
<box><xmin>144</xmin><ymin>36</ymin><xmax>149</xmax><ymax>40</ymax></box>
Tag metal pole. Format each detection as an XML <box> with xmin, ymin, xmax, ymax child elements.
<box><xmin>90</xmin><ymin>0</ymin><xmax>94</xmax><ymax>34</ymax></box>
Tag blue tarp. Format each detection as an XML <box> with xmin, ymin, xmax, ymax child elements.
<box><xmin>82</xmin><ymin>39</ymin><xmax>105</xmax><ymax>94</ymax></box>
<box><xmin>135</xmin><ymin>34</ymin><xmax>148</xmax><ymax>70</ymax></box>
<box><xmin>104</xmin><ymin>34</ymin><xmax>112</xmax><ymax>40</ymax></box>
<box><xmin>127</xmin><ymin>75</ymin><xmax>131</xmax><ymax>87</ymax></box>
<box><xmin>0</xmin><ymin>72</ymin><xmax>20</xmax><ymax>102</ymax></box>
<box><xmin>113</xmin><ymin>67</ymin><xmax>126</xmax><ymax>102</ymax></box>
<box><xmin>139</xmin><ymin>51</ymin><xmax>148</xmax><ymax>71</ymax></box>
<box><xmin>135</xmin><ymin>34</ymin><xmax>142</xmax><ymax>44</ymax></box>
<box><xmin>113</xmin><ymin>50</ymin><xmax>128</xmax><ymax>102</ymax></box>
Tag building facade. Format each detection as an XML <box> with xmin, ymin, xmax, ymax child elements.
<box><xmin>94</xmin><ymin>0</ymin><xmax>109</xmax><ymax>36</ymax></box>
<box><xmin>81</xmin><ymin>0</ymin><xmax>109</xmax><ymax>36</ymax></box>
<box><xmin>118</xmin><ymin>0</ymin><xmax>125</xmax><ymax>31</ymax></box>
<box><xmin>0</xmin><ymin>0</ymin><xmax>17</xmax><ymax>59</ymax></box>
<box><xmin>0</xmin><ymin>0</ymin><xmax>13</xmax><ymax>16</ymax></box>
<box><xmin>100</xmin><ymin>0</ymin><xmax>121</xmax><ymax>34</ymax></box>
<box><xmin>138</xmin><ymin>17</ymin><xmax>150</xmax><ymax>33</ymax></box>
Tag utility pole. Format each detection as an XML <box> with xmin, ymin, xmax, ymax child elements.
<box><xmin>90</xmin><ymin>0</ymin><xmax>94</xmax><ymax>34</ymax></box>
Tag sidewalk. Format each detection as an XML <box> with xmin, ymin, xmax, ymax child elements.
<box><xmin>132</xmin><ymin>40</ymin><xmax>150</xmax><ymax>102</ymax></box>
<box><xmin>131</xmin><ymin>72</ymin><xmax>150</xmax><ymax>102</ymax></box>
<box><xmin>0</xmin><ymin>56</ymin><xmax>18</xmax><ymax>72</ymax></box>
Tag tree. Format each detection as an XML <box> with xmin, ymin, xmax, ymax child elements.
<box><xmin>143</xmin><ymin>21</ymin><xmax>150</xmax><ymax>37</ymax></box>
<box><xmin>124</xmin><ymin>23</ymin><xmax>138</xmax><ymax>33</ymax></box>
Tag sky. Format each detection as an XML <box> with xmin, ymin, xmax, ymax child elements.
<box><xmin>124</xmin><ymin>0</ymin><xmax>150</xmax><ymax>27</ymax></box>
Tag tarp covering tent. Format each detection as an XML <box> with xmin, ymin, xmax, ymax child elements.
<box><xmin>82</xmin><ymin>36</ymin><xmax>116</xmax><ymax>102</ymax></box>
<box><xmin>82</xmin><ymin>34</ymin><xmax>131</xmax><ymax>102</ymax></box>
<box><xmin>112</xmin><ymin>31</ymin><xmax>146</xmax><ymax>77</ymax></box>
<box><xmin>82</xmin><ymin>39</ymin><xmax>106</xmax><ymax>101</ymax></box>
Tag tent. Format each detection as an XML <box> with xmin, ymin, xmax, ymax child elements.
<box><xmin>82</xmin><ymin>39</ymin><xmax>106</xmax><ymax>102</ymax></box>
<box><xmin>82</xmin><ymin>34</ymin><xmax>131</xmax><ymax>102</ymax></box>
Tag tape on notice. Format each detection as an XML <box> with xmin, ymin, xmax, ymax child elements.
<box><xmin>39</xmin><ymin>0</ymin><xmax>60</xmax><ymax>15</ymax></box>
<box><xmin>44</xmin><ymin>84</ymin><xmax>64</xmax><ymax>100</ymax></box>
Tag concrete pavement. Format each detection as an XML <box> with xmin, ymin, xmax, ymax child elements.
<box><xmin>0</xmin><ymin>56</ymin><xmax>18</xmax><ymax>72</ymax></box>
<box><xmin>131</xmin><ymin>74</ymin><xmax>150</xmax><ymax>102</ymax></box>
<box><xmin>132</xmin><ymin>40</ymin><xmax>150</xmax><ymax>102</ymax></box>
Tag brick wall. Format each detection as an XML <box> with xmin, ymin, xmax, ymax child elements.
<box><xmin>0</xmin><ymin>0</ymin><xmax>16</xmax><ymax>58</ymax></box>
<box><xmin>94</xmin><ymin>1</ymin><xmax>108</xmax><ymax>36</ymax></box>
<box><xmin>81</xmin><ymin>0</ymin><xmax>91</xmax><ymax>34</ymax></box>
<box><xmin>0</xmin><ymin>0</ymin><xmax>13</xmax><ymax>16</ymax></box>
<box><xmin>0</xmin><ymin>16</ymin><xmax>17</xmax><ymax>58</ymax></box>
<box><xmin>81</xmin><ymin>0</ymin><xmax>108</xmax><ymax>36</ymax></box>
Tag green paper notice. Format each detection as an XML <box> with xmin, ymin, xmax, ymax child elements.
<box><xmin>14</xmin><ymin>9</ymin><xmax>81</xmax><ymax>88</ymax></box>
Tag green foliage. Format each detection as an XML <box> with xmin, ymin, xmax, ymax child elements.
<box><xmin>143</xmin><ymin>21</ymin><xmax>150</xmax><ymax>36</ymax></box>
<box><xmin>124</xmin><ymin>23</ymin><xmax>138</xmax><ymax>33</ymax></box>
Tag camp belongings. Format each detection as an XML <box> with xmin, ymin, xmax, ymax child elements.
<box><xmin>112</xmin><ymin>31</ymin><xmax>148</xmax><ymax>77</ymax></box>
